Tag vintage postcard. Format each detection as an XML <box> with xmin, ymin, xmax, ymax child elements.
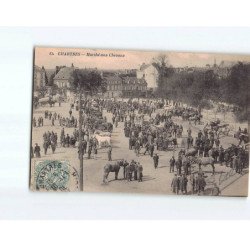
<box><xmin>30</xmin><ymin>47</ymin><xmax>249</xmax><ymax>196</ymax></box>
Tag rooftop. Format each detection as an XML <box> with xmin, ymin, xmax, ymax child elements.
<box><xmin>54</xmin><ymin>67</ymin><xmax>74</xmax><ymax>80</ymax></box>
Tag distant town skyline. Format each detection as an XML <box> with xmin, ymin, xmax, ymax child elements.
<box><xmin>35</xmin><ymin>47</ymin><xmax>250</xmax><ymax>70</ymax></box>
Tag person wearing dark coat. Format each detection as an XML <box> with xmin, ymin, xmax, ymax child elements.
<box><xmin>125</xmin><ymin>164</ymin><xmax>132</xmax><ymax>181</ymax></box>
<box><xmin>129</xmin><ymin>137</ymin><xmax>133</xmax><ymax>150</ymax></box>
<box><xmin>149</xmin><ymin>144</ymin><xmax>154</xmax><ymax>157</ymax></box>
<box><xmin>197</xmin><ymin>174</ymin><xmax>206</xmax><ymax>195</ymax></box>
<box><xmin>107</xmin><ymin>145</ymin><xmax>112</xmax><ymax>161</ymax></box>
<box><xmin>51</xmin><ymin>142</ymin><xmax>56</xmax><ymax>154</ymax></box>
<box><xmin>34</xmin><ymin>143</ymin><xmax>41</xmax><ymax>158</ymax></box>
<box><xmin>190</xmin><ymin>174</ymin><xmax>196</xmax><ymax>194</ymax></box>
<box><xmin>88</xmin><ymin>146</ymin><xmax>92</xmax><ymax>159</ymax></box>
<box><xmin>180</xmin><ymin>174</ymin><xmax>188</xmax><ymax>194</ymax></box>
<box><xmin>169</xmin><ymin>156</ymin><xmax>175</xmax><ymax>173</ymax></box>
<box><xmin>144</xmin><ymin>142</ymin><xmax>150</xmax><ymax>155</ymax></box>
<box><xmin>171</xmin><ymin>174</ymin><xmax>180</xmax><ymax>194</ymax></box>
<box><xmin>138</xmin><ymin>164</ymin><xmax>143</xmax><ymax>182</ymax></box>
<box><xmin>176</xmin><ymin>157</ymin><xmax>182</xmax><ymax>175</ymax></box>
<box><xmin>82</xmin><ymin>140</ymin><xmax>87</xmax><ymax>154</ymax></box>
<box><xmin>65</xmin><ymin>134</ymin><xmax>70</xmax><ymax>147</ymax></box>
<box><xmin>153</xmin><ymin>153</ymin><xmax>159</xmax><ymax>169</ymax></box>
<box><xmin>43</xmin><ymin>140</ymin><xmax>49</xmax><ymax>155</ymax></box>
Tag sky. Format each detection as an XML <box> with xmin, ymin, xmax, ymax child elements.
<box><xmin>35</xmin><ymin>47</ymin><xmax>250</xmax><ymax>70</ymax></box>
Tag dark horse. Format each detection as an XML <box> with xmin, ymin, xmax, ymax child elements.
<box><xmin>103</xmin><ymin>159</ymin><xmax>128</xmax><ymax>183</ymax></box>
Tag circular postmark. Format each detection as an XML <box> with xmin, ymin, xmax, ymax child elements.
<box><xmin>35</xmin><ymin>160</ymin><xmax>70</xmax><ymax>191</ymax></box>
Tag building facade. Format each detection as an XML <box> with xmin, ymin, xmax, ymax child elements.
<box><xmin>104</xmin><ymin>75</ymin><xmax>147</xmax><ymax>98</ymax></box>
<box><xmin>53</xmin><ymin>65</ymin><xmax>75</xmax><ymax>88</ymax></box>
<box><xmin>122</xmin><ymin>76</ymin><xmax>147</xmax><ymax>97</ymax></box>
<box><xmin>137</xmin><ymin>63</ymin><xmax>159</xmax><ymax>89</ymax></box>
<box><xmin>34</xmin><ymin>65</ymin><xmax>46</xmax><ymax>90</ymax></box>
<box><xmin>105</xmin><ymin>75</ymin><xmax>123</xmax><ymax>98</ymax></box>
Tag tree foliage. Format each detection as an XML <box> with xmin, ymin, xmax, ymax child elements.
<box><xmin>71</xmin><ymin>69</ymin><xmax>107</xmax><ymax>95</ymax></box>
<box><xmin>48</xmin><ymin>72</ymin><xmax>56</xmax><ymax>86</ymax></box>
<box><xmin>152</xmin><ymin>54</ymin><xmax>175</xmax><ymax>78</ymax></box>
<box><xmin>156</xmin><ymin>62</ymin><xmax>250</xmax><ymax>121</ymax></box>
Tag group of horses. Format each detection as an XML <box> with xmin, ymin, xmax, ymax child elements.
<box><xmin>102</xmin><ymin>155</ymin><xmax>216</xmax><ymax>184</ymax></box>
<box><xmin>170</xmin><ymin>107</ymin><xmax>202</xmax><ymax>125</ymax></box>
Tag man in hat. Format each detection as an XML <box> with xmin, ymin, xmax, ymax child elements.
<box><xmin>217</xmin><ymin>146</ymin><xmax>223</xmax><ymax>165</ymax></box>
<box><xmin>107</xmin><ymin>145</ymin><xmax>112</xmax><ymax>161</ymax></box>
<box><xmin>129</xmin><ymin>136</ymin><xmax>133</xmax><ymax>150</ymax></box>
<box><xmin>153</xmin><ymin>153</ymin><xmax>159</xmax><ymax>169</ymax></box>
<box><xmin>65</xmin><ymin>134</ymin><xmax>70</xmax><ymax>147</ymax></box>
<box><xmin>144</xmin><ymin>141</ymin><xmax>150</xmax><ymax>155</ymax></box>
<box><xmin>34</xmin><ymin>143</ymin><xmax>41</xmax><ymax>158</ymax></box>
<box><xmin>126</xmin><ymin>163</ymin><xmax>132</xmax><ymax>181</ymax></box>
<box><xmin>197</xmin><ymin>174</ymin><xmax>206</xmax><ymax>195</ymax></box>
<box><xmin>169</xmin><ymin>156</ymin><xmax>175</xmax><ymax>173</ymax></box>
<box><xmin>171</xmin><ymin>174</ymin><xmax>179</xmax><ymax>194</ymax></box>
<box><xmin>176</xmin><ymin>156</ymin><xmax>182</xmax><ymax>175</ymax></box>
<box><xmin>180</xmin><ymin>174</ymin><xmax>188</xmax><ymax>194</ymax></box>
<box><xmin>198</xmin><ymin>130</ymin><xmax>202</xmax><ymax>139</ymax></box>
<box><xmin>232</xmin><ymin>155</ymin><xmax>237</xmax><ymax>171</ymax></box>
<box><xmin>43</xmin><ymin>139</ymin><xmax>49</xmax><ymax>155</ymax></box>
<box><xmin>87</xmin><ymin>145</ymin><xmax>92</xmax><ymax>159</ymax></box>
<box><xmin>190</xmin><ymin>173</ymin><xmax>196</xmax><ymax>194</ymax></box>
<box><xmin>131</xmin><ymin>160</ymin><xmax>137</xmax><ymax>180</ymax></box>
<box><xmin>149</xmin><ymin>143</ymin><xmax>154</xmax><ymax>157</ymax></box>
<box><xmin>138</xmin><ymin>163</ymin><xmax>143</xmax><ymax>182</ymax></box>
<box><xmin>134</xmin><ymin>140</ymin><xmax>140</xmax><ymax>157</ymax></box>
<box><xmin>51</xmin><ymin>141</ymin><xmax>56</xmax><ymax>154</ymax></box>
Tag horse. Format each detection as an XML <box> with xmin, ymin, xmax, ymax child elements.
<box><xmin>185</xmin><ymin>147</ymin><xmax>198</xmax><ymax>157</ymax></box>
<box><xmin>196</xmin><ymin>157</ymin><xmax>215</xmax><ymax>175</ymax></box>
<box><xmin>103</xmin><ymin>159</ymin><xmax>128</xmax><ymax>183</ymax></box>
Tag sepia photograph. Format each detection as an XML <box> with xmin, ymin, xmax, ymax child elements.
<box><xmin>2</xmin><ymin>3</ymin><xmax>250</xmax><ymax>250</ymax></box>
<box><xmin>30</xmin><ymin>47</ymin><xmax>249</xmax><ymax>196</ymax></box>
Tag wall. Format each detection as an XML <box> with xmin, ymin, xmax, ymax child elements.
<box><xmin>54</xmin><ymin>79</ymin><xmax>70</xmax><ymax>88</ymax></box>
<box><xmin>137</xmin><ymin>65</ymin><xmax>159</xmax><ymax>89</ymax></box>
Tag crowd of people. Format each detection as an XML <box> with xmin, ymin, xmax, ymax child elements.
<box><xmin>31</xmin><ymin>96</ymin><xmax>249</xmax><ymax>195</ymax></box>
<box><xmin>123</xmin><ymin>160</ymin><xmax>144</xmax><ymax>182</ymax></box>
<box><xmin>32</xmin><ymin>116</ymin><xmax>43</xmax><ymax>127</ymax></box>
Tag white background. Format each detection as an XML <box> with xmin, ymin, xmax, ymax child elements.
<box><xmin>0</xmin><ymin>27</ymin><xmax>249</xmax><ymax>220</ymax></box>
<box><xmin>1</xmin><ymin>1</ymin><xmax>250</xmax><ymax>249</ymax></box>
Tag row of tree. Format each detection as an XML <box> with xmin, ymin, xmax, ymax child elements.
<box><xmin>154</xmin><ymin>57</ymin><xmax>249</xmax><ymax>122</ymax></box>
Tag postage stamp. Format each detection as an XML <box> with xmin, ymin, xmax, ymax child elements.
<box><xmin>33</xmin><ymin>160</ymin><xmax>79</xmax><ymax>191</ymax></box>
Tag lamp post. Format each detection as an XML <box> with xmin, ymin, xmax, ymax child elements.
<box><xmin>78</xmin><ymin>83</ymin><xmax>83</xmax><ymax>191</ymax></box>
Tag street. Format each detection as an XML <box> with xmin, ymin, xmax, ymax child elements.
<box><xmin>31</xmin><ymin>100</ymin><xmax>248</xmax><ymax>196</ymax></box>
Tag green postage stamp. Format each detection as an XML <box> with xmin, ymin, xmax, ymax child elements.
<box><xmin>32</xmin><ymin>160</ymin><xmax>79</xmax><ymax>192</ymax></box>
